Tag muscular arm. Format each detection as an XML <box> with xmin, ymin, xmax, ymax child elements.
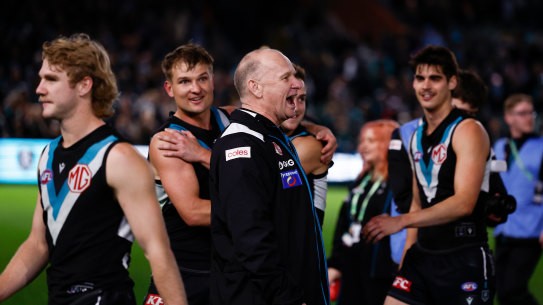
<box><xmin>0</xmin><ymin>196</ymin><xmax>49</xmax><ymax>301</ymax></box>
<box><xmin>364</xmin><ymin>119</ymin><xmax>490</xmax><ymax>242</ymax></box>
<box><xmin>150</xmin><ymin>135</ymin><xmax>211</xmax><ymax>226</ymax></box>
<box><xmin>300</xmin><ymin>121</ymin><xmax>337</xmax><ymax>164</ymax></box>
<box><xmin>155</xmin><ymin>129</ymin><xmax>211</xmax><ymax>169</ymax></box>
<box><xmin>292</xmin><ymin>136</ymin><xmax>328</xmax><ymax>175</ymax></box>
<box><xmin>107</xmin><ymin>143</ymin><xmax>187</xmax><ymax>305</ymax></box>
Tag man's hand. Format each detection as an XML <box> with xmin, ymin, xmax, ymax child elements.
<box><xmin>155</xmin><ymin>128</ymin><xmax>209</xmax><ymax>165</ymax></box>
<box><xmin>362</xmin><ymin>213</ymin><xmax>403</xmax><ymax>244</ymax></box>
<box><xmin>315</xmin><ymin>128</ymin><xmax>337</xmax><ymax>165</ymax></box>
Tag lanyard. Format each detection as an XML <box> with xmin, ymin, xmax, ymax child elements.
<box><xmin>508</xmin><ymin>139</ymin><xmax>534</xmax><ymax>181</ymax></box>
<box><xmin>349</xmin><ymin>174</ymin><xmax>382</xmax><ymax>223</ymax></box>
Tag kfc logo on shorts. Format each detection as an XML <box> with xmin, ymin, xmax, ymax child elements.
<box><xmin>144</xmin><ymin>294</ymin><xmax>164</xmax><ymax>305</ymax></box>
<box><xmin>40</xmin><ymin>170</ymin><xmax>53</xmax><ymax>184</ymax></box>
<box><xmin>431</xmin><ymin>144</ymin><xmax>447</xmax><ymax>165</ymax></box>
<box><xmin>392</xmin><ymin>276</ymin><xmax>412</xmax><ymax>292</ymax></box>
<box><xmin>225</xmin><ymin>146</ymin><xmax>251</xmax><ymax>161</ymax></box>
<box><xmin>68</xmin><ymin>164</ymin><xmax>92</xmax><ymax>193</ymax></box>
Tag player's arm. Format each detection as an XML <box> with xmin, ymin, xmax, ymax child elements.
<box><xmin>0</xmin><ymin>195</ymin><xmax>49</xmax><ymax>301</ymax></box>
<box><xmin>155</xmin><ymin>129</ymin><xmax>211</xmax><ymax>169</ymax></box>
<box><xmin>300</xmin><ymin>121</ymin><xmax>337</xmax><ymax>165</ymax></box>
<box><xmin>150</xmin><ymin>135</ymin><xmax>210</xmax><ymax>226</ymax></box>
<box><xmin>107</xmin><ymin>143</ymin><xmax>187</xmax><ymax>305</ymax></box>
<box><xmin>364</xmin><ymin>119</ymin><xmax>489</xmax><ymax>242</ymax></box>
<box><xmin>292</xmin><ymin>136</ymin><xmax>328</xmax><ymax>175</ymax></box>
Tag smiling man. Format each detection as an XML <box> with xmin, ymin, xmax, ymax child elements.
<box><xmin>209</xmin><ymin>48</ymin><xmax>330</xmax><ymax>305</ymax></box>
<box><xmin>363</xmin><ymin>45</ymin><xmax>495</xmax><ymax>305</ymax></box>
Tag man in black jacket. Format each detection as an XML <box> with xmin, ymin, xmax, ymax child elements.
<box><xmin>209</xmin><ymin>48</ymin><xmax>330</xmax><ymax>305</ymax></box>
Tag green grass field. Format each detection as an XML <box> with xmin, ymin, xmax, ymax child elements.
<box><xmin>0</xmin><ymin>184</ymin><xmax>541</xmax><ymax>304</ymax></box>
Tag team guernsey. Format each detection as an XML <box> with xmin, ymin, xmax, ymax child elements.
<box><xmin>210</xmin><ymin>109</ymin><xmax>330</xmax><ymax>305</ymax></box>
<box><xmin>409</xmin><ymin>108</ymin><xmax>490</xmax><ymax>252</ymax></box>
<box><xmin>389</xmin><ymin>109</ymin><xmax>495</xmax><ymax>305</ymax></box>
<box><xmin>37</xmin><ymin>125</ymin><xmax>134</xmax><ymax>305</ymax></box>
<box><xmin>289</xmin><ymin>124</ymin><xmax>329</xmax><ymax>225</ymax></box>
<box><xmin>153</xmin><ymin>107</ymin><xmax>229</xmax><ymax>272</ymax></box>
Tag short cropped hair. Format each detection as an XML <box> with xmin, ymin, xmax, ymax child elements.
<box><xmin>452</xmin><ymin>69</ymin><xmax>488</xmax><ymax>110</ymax></box>
<box><xmin>161</xmin><ymin>43</ymin><xmax>214</xmax><ymax>81</ymax></box>
<box><xmin>409</xmin><ymin>45</ymin><xmax>459</xmax><ymax>80</ymax></box>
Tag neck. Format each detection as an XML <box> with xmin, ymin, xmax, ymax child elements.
<box><xmin>423</xmin><ymin>102</ymin><xmax>453</xmax><ymax>134</ymax></box>
<box><xmin>510</xmin><ymin>129</ymin><xmax>524</xmax><ymax>139</ymax></box>
<box><xmin>60</xmin><ymin>113</ymin><xmax>105</xmax><ymax>147</ymax></box>
<box><xmin>242</xmin><ymin>102</ymin><xmax>281</xmax><ymax>126</ymax></box>
<box><xmin>175</xmin><ymin>109</ymin><xmax>212</xmax><ymax>130</ymax></box>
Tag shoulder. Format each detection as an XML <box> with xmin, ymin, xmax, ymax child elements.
<box><xmin>454</xmin><ymin>117</ymin><xmax>488</xmax><ymax>139</ymax></box>
<box><xmin>107</xmin><ymin>142</ymin><xmax>152</xmax><ymax>182</ymax></box>
<box><xmin>292</xmin><ymin>134</ymin><xmax>323</xmax><ymax>152</ymax></box>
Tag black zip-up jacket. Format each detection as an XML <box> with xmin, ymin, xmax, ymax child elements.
<box><xmin>209</xmin><ymin>109</ymin><xmax>330</xmax><ymax>305</ymax></box>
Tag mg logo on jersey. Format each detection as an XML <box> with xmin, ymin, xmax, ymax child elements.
<box><xmin>278</xmin><ymin>159</ymin><xmax>295</xmax><ymax>170</ymax></box>
<box><xmin>68</xmin><ymin>164</ymin><xmax>91</xmax><ymax>193</ymax></box>
<box><xmin>431</xmin><ymin>144</ymin><xmax>447</xmax><ymax>165</ymax></box>
<box><xmin>392</xmin><ymin>276</ymin><xmax>412</xmax><ymax>292</ymax></box>
<box><xmin>40</xmin><ymin>169</ymin><xmax>53</xmax><ymax>184</ymax></box>
<box><xmin>144</xmin><ymin>294</ymin><xmax>164</xmax><ymax>305</ymax></box>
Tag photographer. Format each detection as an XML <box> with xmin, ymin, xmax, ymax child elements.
<box><xmin>493</xmin><ymin>93</ymin><xmax>543</xmax><ymax>305</ymax></box>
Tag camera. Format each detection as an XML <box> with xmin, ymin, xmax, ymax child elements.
<box><xmin>482</xmin><ymin>192</ymin><xmax>517</xmax><ymax>227</ymax></box>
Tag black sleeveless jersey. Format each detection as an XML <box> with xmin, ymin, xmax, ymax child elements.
<box><xmin>153</xmin><ymin>107</ymin><xmax>229</xmax><ymax>271</ymax></box>
<box><xmin>37</xmin><ymin>125</ymin><xmax>133</xmax><ymax>304</ymax></box>
<box><xmin>409</xmin><ymin>109</ymin><xmax>490</xmax><ymax>252</ymax></box>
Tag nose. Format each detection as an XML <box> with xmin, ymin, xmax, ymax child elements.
<box><xmin>36</xmin><ymin>79</ymin><xmax>46</xmax><ymax>96</ymax></box>
<box><xmin>190</xmin><ymin>81</ymin><xmax>202</xmax><ymax>93</ymax></box>
<box><xmin>291</xmin><ymin>76</ymin><xmax>303</xmax><ymax>89</ymax></box>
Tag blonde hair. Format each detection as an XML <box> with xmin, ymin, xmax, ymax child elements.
<box><xmin>42</xmin><ymin>33</ymin><xmax>118</xmax><ymax>118</ymax></box>
<box><xmin>359</xmin><ymin>119</ymin><xmax>399</xmax><ymax>181</ymax></box>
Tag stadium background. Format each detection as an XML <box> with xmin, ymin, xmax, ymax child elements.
<box><xmin>1</xmin><ymin>0</ymin><xmax>543</xmax><ymax>304</ymax></box>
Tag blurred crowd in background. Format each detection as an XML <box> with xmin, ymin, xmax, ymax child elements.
<box><xmin>1</xmin><ymin>0</ymin><xmax>543</xmax><ymax>152</ymax></box>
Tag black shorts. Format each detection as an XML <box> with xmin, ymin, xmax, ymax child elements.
<box><xmin>388</xmin><ymin>244</ymin><xmax>495</xmax><ymax>305</ymax></box>
<box><xmin>64</xmin><ymin>286</ymin><xmax>136</xmax><ymax>305</ymax></box>
<box><xmin>143</xmin><ymin>267</ymin><xmax>210</xmax><ymax>305</ymax></box>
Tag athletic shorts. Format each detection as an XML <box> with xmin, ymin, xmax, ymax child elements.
<box><xmin>388</xmin><ymin>244</ymin><xmax>495</xmax><ymax>305</ymax></box>
<box><xmin>61</xmin><ymin>286</ymin><xmax>135</xmax><ymax>305</ymax></box>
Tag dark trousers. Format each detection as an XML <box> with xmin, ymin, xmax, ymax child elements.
<box><xmin>495</xmin><ymin>235</ymin><xmax>542</xmax><ymax>305</ymax></box>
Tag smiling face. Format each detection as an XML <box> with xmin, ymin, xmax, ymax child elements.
<box><xmin>413</xmin><ymin>64</ymin><xmax>457</xmax><ymax>112</ymax></box>
<box><xmin>36</xmin><ymin>59</ymin><xmax>80</xmax><ymax>120</ymax></box>
<box><xmin>280</xmin><ymin>80</ymin><xmax>306</xmax><ymax>135</ymax></box>
<box><xmin>358</xmin><ymin>127</ymin><xmax>383</xmax><ymax>167</ymax></box>
<box><xmin>258</xmin><ymin>51</ymin><xmax>302</xmax><ymax>124</ymax></box>
<box><xmin>164</xmin><ymin>61</ymin><xmax>214</xmax><ymax>118</ymax></box>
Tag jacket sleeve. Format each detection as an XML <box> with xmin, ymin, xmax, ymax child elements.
<box><xmin>214</xmin><ymin>136</ymin><xmax>303</xmax><ymax>304</ymax></box>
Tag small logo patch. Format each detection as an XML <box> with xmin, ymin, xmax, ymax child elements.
<box><xmin>225</xmin><ymin>146</ymin><xmax>251</xmax><ymax>161</ymax></box>
<box><xmin>392</xmin><ymin>276</ymin><xmax>412</xmax><ymax>292</ymax></box>
<box><xmin>389</xmin><ymin>139</ymin><xmax>402</xmax><ymax>151</ymax></box>
<box><xmin>273</xmin><ymin>142</ymin><xmax>283</xmax><ymax>155</ymax></box>
<box><xmin>278</xmin><ymin>159</ymin><xmax>295</xmax><ymax>170</ymax></box>
<box><xmin>413</xmin><ymin>151</ymin><xmax>422</xmax><ymax>162</ymax></box>
<box><xmin>68</xmin><ymin>164</ymin><xmax>92</xmax><ymax>193</ymax></box>
<box><xmin>431</xmin><ymin>143</ymin><xmax>447</xmax><ymax>165</ymax></box>
<box><xmin>281</xmin><ymin>169</ymin><xmax>302</xmax><ymax>189</ymax></box>
<box><xmin>461</xmin><ymin>282</ymin><xmax>478</xmax><ymax>292</ymax></box>
<box><xmin>40</xmin><ymin>169</ymin><xmax>53</xmax><ymax>184</ymax></box>
<box><xmin>145</xmin><ymin>294</ymin><xmax>164</xmax><ymax>305</ymax></box>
